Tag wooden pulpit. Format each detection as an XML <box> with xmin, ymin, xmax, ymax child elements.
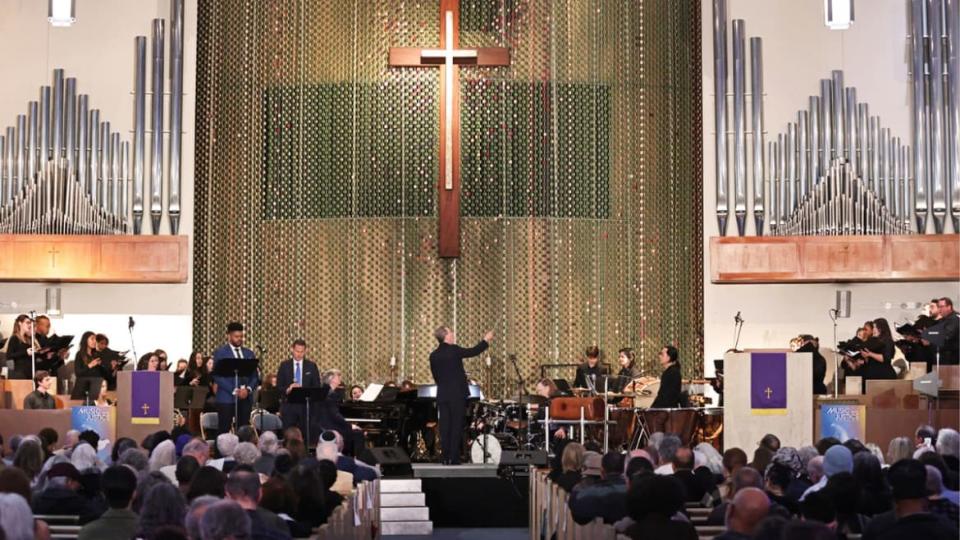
<box><xmin>1</xmin><ymin>379</ymin><xmax>38</xmax><ymax>410</ymax></box>
<box><xmin>723</xmin><ymin>350</ymin><xmax>814</xmax><ymax>450</ymax></box>
<box><xmin>116</xmin><ymin>371</ymin><xmax>174</xmax><ymax>443</ymax></box>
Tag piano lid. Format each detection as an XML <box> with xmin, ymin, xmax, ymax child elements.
<box><xmin>416</xmin><ymin>384</ymin><xmax>484</xmax><ymax>400</ymax></box>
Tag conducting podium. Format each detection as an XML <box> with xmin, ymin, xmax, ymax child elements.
<box><xmin>723</xmin><ymin>350</ymin><xmax>813</xmax><ymax>450</ymax></box>
<box><xmin>117</xmin><ymin>370</ymin><xmax>174</xmax><ymax>443</ymax></box>
<box><xmin>212</xmin><ymin>356</ymin><xmax>259</xmax><ymax>433</ymax></box>
<box><xmin>287</xmin><ymin>385</ymin><xmax>329</xmax><ymax>446</ymax></box>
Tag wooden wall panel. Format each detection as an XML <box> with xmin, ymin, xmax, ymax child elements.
<box><xmin>0</xmin><ymin>235</ymin><xmax>188</xmax><ymax>283</ymax></box>
<box><xmin>710</xmin><ymin>234</ymin><xmax>960</xmax><ymax>283</ymax></box>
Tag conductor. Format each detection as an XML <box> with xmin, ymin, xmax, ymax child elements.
<box><xmin>429</xmin><ymin>326</ymin><xmax>493</xmax><ymax>465</ymax></box>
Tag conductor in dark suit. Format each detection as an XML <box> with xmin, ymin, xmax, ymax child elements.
<box><xmin>429</xmin><ymin>326</ymin><xmax>493</xmax><ymax>465</ymax></box>
<box><xmin>651</xmin><ymin>345</ymin><xmax>683</xmax><ymax>409</ymax></box>
<box><xmin>276</xmin><ymin>339</ymin><xmax>321</xmax><ymax>436</ymax></box>
<box><xmin>212</xmin><ymin>322</ymin><xmax>260</xmax><ymax>434</ymax></box>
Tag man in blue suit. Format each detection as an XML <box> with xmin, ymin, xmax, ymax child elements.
<box><xmin>212</xmin><ymin>322</ymin><xmax>260</xmax><ymax>434</ymax></box>
<box><xmin>275</xmin><ymin>339</ymin><xmax>321</xmax><ymax>439</ymax></box>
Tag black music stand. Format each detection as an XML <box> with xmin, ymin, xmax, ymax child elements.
<box><xmin>71</xmin><ymin>377</ymin><xmax>103</xmax><ymax>405</ymax></box>
<box><xmin>288</xmin><ymin>386</ymin><xmax>329</xmax><ymax>448</ymax></box>
<box><xmin>213</xmin><ymin>357</ymin><xmax>260</xmax><ymax>432</ymax></box>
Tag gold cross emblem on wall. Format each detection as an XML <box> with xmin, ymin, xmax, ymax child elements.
<box><xmin>48</xmin><ymin>247</ymin><xmax>60</xmax><ymax>268</ymax></box>
<box><xmin>764</xmin><ymin>387</ymin><xmax>773</xmax><ymax>399</ymax></box>
<box><xmin>141</xmin><ymin>403</ymin><xmax>151</xmax><ymax>415</ymax></box>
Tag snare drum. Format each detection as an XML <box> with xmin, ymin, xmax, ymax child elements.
<box><xmin>469</xmin><ymin>433</ymin><xmax>518</xmax><ymax>464</ymax></box>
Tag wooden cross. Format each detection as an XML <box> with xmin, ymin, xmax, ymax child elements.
<box><xmin>141</xmin><ymin>403</ymin><xmax>151</xmax><ymax>415</ymax></box>
<box><xmin>389</xmin><ymin>0</ymin><xmax>510</xmax><ymax>257</ymax></box>
<box><xmin>48</xmin><ymin>247</ymin><xmax>60</xmax><ymax>268</ymax></box>
<box><xmin>764</xmin><ymin>387</ymin><xmax>773</xmax><ymax>399</ymax></box>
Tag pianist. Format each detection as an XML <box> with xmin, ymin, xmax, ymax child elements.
<box><xmin>315</xmin><ymin>369</ymin><xmax>364</xmax><ymax>456</ymax></box>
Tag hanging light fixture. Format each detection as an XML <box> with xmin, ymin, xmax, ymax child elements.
<box><xmin>824</xmin><ymin>0</ymin><xmax>855</xmax><ymax>30</ymax></box>
<box><xmin>48</xmin><ymin>0</ymin><xmax>76</xmax><ymax>27</ymax></box>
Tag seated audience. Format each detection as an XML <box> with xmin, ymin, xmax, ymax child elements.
<box><xmin>255</xmin><ymin>431</ymin><xmax>280</xmax><ymax>475</ymax></box>
<box><xmin>174</xmin><ymin>456</ymin><xmax>200</xmax><ymax>496</ymax></box>
<box><xmin>288</xmin><ymin>461</ymin><xmax>332</xmax><ymax>527</ymax></box>
<box><xmin>549</xmin><ymin>441</ymin><xmax>584</xmax><ymax>492</ymax></box>
<box><xmin>802</xmin><ymin>444</ymin><xmax>852</xmax><ymax>500</ymax></box>
<box><xmin>863</xmin><ymin>459</ymin><xmax>959</xmax><ymax>540</ymax></box>
<box><xmin>654</xmin><ymin>435</ymin><xmax>681</xmax><ymax>475</ymax></box>
<box><xmin>185</xmin><ymin>466</ymin><xmax>226</xmax><ymax>502</ymax></box>
<box><xmin>707</xmin><ymin>466</ymin><xmax>763</xmax><ymax>525</ymax></box>
<box><xmin>623</xmin><ymin>474</ymin><xmax>697</xmax><ymax>540</ymax></box>
<box><xmin>224</xmin><ymin>467</ymin><xmax>291</xmax><ymax>539</ymax></box>
<box><xmin>670</xmin><ymin>447</ymin><xmax>705</xmax><ymax>502</ymax></box>
<box><xmin>32</xmin><ymin>462</ymin><xmax>103</xmax><ymax>523</ymax></box>
<box><xmin>149</xmin><ymin>439</ymin><xmax>177</xmax><ymax>473</ymax></box>
<box><xmin>118</xmin><ymin>447</ymin><xmax>149</xmax><ymax>473</ymax></box>
<box><xmin>209</xmin><ymin>433</ymin><xmax>239</xmax><ymax>472</ymax></box>
<box><xmin>184</xmin><ymin>495</ymin><xmax>219</xmax><ymax>540</ymax></box>
<box><xmin>234</xmin><ymin>442</ymin><xmax>261</xmax><ymax>467</ymax></box>
<box><xmin>136</xmin><ymin>482</ymin><xmax>187</xmax><ymax>539</ymax></box>
<box><xmin>823</xmin><ymin>471</ymin><xmax>869</xmax><ymax>535</ymax></box>
<box><xmin>854</xmin><ymin>451</ymin><xmax>893</xmax><ymax>516</ymax></box>
<box><xmin>568</xmin><ymin>451</ymin><xmax>627</xmax><ymax>524</ymax></box>
<box><xmin>260</xmin><ymin>477</ymin><xmax>312</xmax><ymax>538</ymax></box>
<box><xmin>925</xmin><ymin>465</ymin><xmax>959</xmax><ymax>523</ymax></box>
<box><xmin>763</xmin><ymin>462</ymin><xmax>798</xmax><ymax>515</ymax></box>
<box><xmin>78</xmin><ymin>465</ymin><xmax>139</xmax><ymax>540</ymax></box>
<box><xmin>0</xmin><ymin>492</ymin><xmax>50</xmax><ymax>540</ymax></box>
<box><xmin>12</xmin><ymin>438</ymin><xmax>44</xmax><ymax>482</ymax></box>
<box><xmin>715</xmin><ymin>487</ymin><xmax>770</xmax><ymax>540</ymax></box>
<box><xmin>199</xmin><ymin>500</ymin><xmax>252</xmax><ymax>540</ymax></box>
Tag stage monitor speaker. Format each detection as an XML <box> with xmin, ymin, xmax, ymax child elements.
<box><xmin>499</xmin><ymin>450</ymin><xmax>548</xmax><ymax>468</ymax></box>
<box><xmin>835</xmin><ymin>290</ymin><xmax>851</xmax><ymax>318</ymax></box>
<box><xmin>358</xmin><ymin>446</ymin><xmax>413</xmax><ymax>478</ymax></box>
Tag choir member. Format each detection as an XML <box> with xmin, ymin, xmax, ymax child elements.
<box><xmin>6</xmin><ymin>314</ymin><xmax>35</xmax><ymax>379</ymax></box>
<box><xmin>212</xmin><ymin>322</ymin><xmax>260</xmax><ymax>433</ymax></box>
<box><xmin>276</xmin><ymin>339</ymin><xmax>321</xmax><ymax>438</ymax></box>
<box><xmin>23</xmin><ymin>370</ymin><xmax>57</xmax><ymax>410</ymax></box>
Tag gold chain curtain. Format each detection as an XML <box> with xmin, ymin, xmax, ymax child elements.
<box><xmin>194</xmin><ymin>0</ymin><xmax>703</xmax><ymax>399</ymax></box>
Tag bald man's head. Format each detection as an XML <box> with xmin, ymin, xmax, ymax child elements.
<box><xmin>726</xmin><ymin>487</ymin><xmax>770</xmax><ymax>535</ymax></box>
<box><xmin>673</xmin><ymin>447</ymin><xmax>694</xmax><ymax>471</ymax></box>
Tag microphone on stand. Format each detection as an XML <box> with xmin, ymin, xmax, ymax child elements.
<box><xmin>128</xmin><ymin>316</ymin><xmax>135</xmax><ymax>329</ymax></box>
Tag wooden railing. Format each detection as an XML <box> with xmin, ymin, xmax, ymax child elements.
<box><xmin>312</xmin><ymin>479</ymin><xmax>381</xmax><ymax>540</ymax></box>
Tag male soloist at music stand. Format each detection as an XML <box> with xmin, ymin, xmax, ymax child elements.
<box><xmin>212</xmin><ymin>322</ymin><xmax>260</xmax><ymax>434</ymax></box>
<box><xmin>429</xmin><ymin>326</ymin><xmax>493</xmax><ymax>465</ymax></box>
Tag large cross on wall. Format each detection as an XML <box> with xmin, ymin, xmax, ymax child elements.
<box><xmin>389</xmin><ymin>0</ymin><xmax>510</xmax><ymax>258</ymax></box>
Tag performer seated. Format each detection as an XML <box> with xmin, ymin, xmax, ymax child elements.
<box><xmin>23</xmin><ymin>370</ymin><xmax>57</xmax><ymax>410</ymax></box>
<box><xmin>6</xmin><ymin>314</ymin><xmax>36</xmax><ymax>379</ymax></box>
<box><xmin>532</xmin><ymin>378</ymin><xmax>566</xmax><ymax>440</ymax></box>
<box><xmin>276</xmin><ymin>339</ymin><xmax>321</xmax><ymax>437</ymax></box>
<box><xmin>573</xmin><ymin>345</ymin><xmax>608</xmax><ymax>390</ymax></box>
<box><xmin>614</xmin><ymin>347</ymin><xmax>640</xmax><ymax>392</ymax></box>
<box><xmin>212</xmin><ymin>322</ymin><xmax>260</xmax><ymax>434</ymax></box>
<box><xmin>315</xmin><ymin>369</ymin><xmax>364</xmax><ymax>455</ymax></box>
<box><xmin>349</xmin><ymin>385</ymin><xmax>364</xmax><ymax>401</ymax></box>
<box><xmin>429</xmin><ymin>326</ymin><xmax>493</xmax><ymax>465</ymax></box>
<box><xmin>650</xmin><ymin>345</ymin><xmax>683</xmax><ymax>409</ymax></box>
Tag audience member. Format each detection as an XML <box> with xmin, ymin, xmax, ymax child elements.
<box><xmin>823</xmin><ymin>471</ymin><xmax>868</xmax><ymax>535</ymax></box>
<box><xmin>12</xmin><ymin>438</ymin><xmax>44</xmax><ymax>481</ymax></box>
<box><xmin>622</xmin><ymin>474</ymin><xmax>697</xmax><ymax>540</ymax></box>
<box><xmin>670</xmin><ymin>447</ymin><xmax>705</xmax><ymax>502</ymax></box>
<box><xmin>654</xmin><ymin>435</ymin><xmax>681</xmax><ymax>475</ymax></box>
<box><xmin>132</xmin><ymin>471</ymin><xmax>172</xmax><ymax>514</ymax></box>
<box><xmin>568</xmin><ymin>451</ymin><xmax>627</xmax><ymax>524</ymax></box>
<box><xmin>853</xmin><ymin>451</ymin><xmax>893</xmax><ymax>516</ymax></box>
<box><xmin>815</xmin><ymin>436</ymin><xmax>841</xmax><ymax>456</ymax></box>
<box><xmin>925</xmin><ymin>465</ymin><xmax>959</xmax><ymax>523</ymax></box>
<box><xmin>802</xmin><ymin>444</ymin><xmax>852</xmax><ymax>500</ymax></box>
<box><xmin>863</xmin><ymin>459</ymin><xmax>958</xmax><ymax>540</ymax></box>
<box><xmin>549</xmin><ymin>441</ymin><xmax>584</xmax><ymax>492</ymax></box>
<box><xmin>254</xmin><ymin>432</ymin><xmax>279</xmax><ymax>476</ymax></box>
<box><xmin>0</xmin><ymin>492</ymin><xmax>48</xmax><ymax>540</ymax></box>
<box><xmin>175</xmin><ymin>456</ymin><xmax>200</xmax><ymax>495</ymax></box>
<box><xmin>887</xmin><ymin>436</ymin><xmax>913</xmax><ymax>465</ymax></box>
<box><xmin>209</xmin><ymin>434</ymin><xmax>239</xmax><ymax>472</ymax></box>
<box><xmin>707</xmin><ymin>466</ymin><xmax>763</xmax><ymax>525</ymax></box>
<box><xmin>233</xmin><ymin>442</ymin><xmax>261</xmax><ymax>467</ymax></box>
<box><xmin>32</xmin><ymin>462</ymin><xmax>103</xmax><ymax>523</ymax></box>
<box><xmin>111</xmin><ymin>438</ymin><xmax>138</xmax><ymax>464</ymax></box>
<box><xmin>715</xmin><ymin>487</ymin><xmax>769</xmax><ymax>540</ymax></box>
<box><xmin>150</xmin><ymin>440</ymin><xmax>178</xmax><ymax>474</ymax></box>
<box><xmin>185</xmin><ymin>466</ymin><xmax>226</xmax><ymax>502</ymax></box>
<box><xmin>184</xmin><ymin>496</ymin><xmax>219</xmax><ymax>540</ymax></box>
<box><xmin>198</xmin><ymin>500</ymin><xmax>251</xmax><ymax>540</ymax></box>
<box><xmin>763</xmin><ymin>462</ymin><xmax>798</xmax><ymax>515</ymax></box>
<box><xmin>0</xmin><ymin>468</ymin><xmax>32</xmax><ymax>502</ymax></box>
<box><xmin>137</xmin><ymin>483</ymin><xmax>187</xmax><ymax>540</ymax></box>
<box><xmin>78</xmin><ymin>465</ymin><xmax>139</xmax><ymax>540</ymax></box>
<box><xmin>224</xmin><ymin>467</ymin><xmax>291</xmax><ymax>539</ymax></box>
<box><xmin>118</xmin><ymin>447</ymin><xmax>149</xmax><ymax>473</ymax></box>
<box><xmin>288</xmin><ymin>461</ymin><xmax>331</xmax><ymax>528</ymax></box>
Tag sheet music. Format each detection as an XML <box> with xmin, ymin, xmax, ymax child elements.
<box><xmin>359</xmin><ymin>383</ymin><xmax>383</xmax><ymax>402</ymax></box>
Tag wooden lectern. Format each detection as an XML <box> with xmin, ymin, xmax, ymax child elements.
<box><xmin>723</xmin><ymin>350</ymin><xmax>814</xmax><ymax>451</ymax></box>
<box><xmin>1</xmin><ymin>379</ymin><xmax>38</xmax><ymax>410</ymax></box>
<box><xmin>116</xmin><ymin>371</ymin><xmax>174</xmax><ymax>443</ymax></box>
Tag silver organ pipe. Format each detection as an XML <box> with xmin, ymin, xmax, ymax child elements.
<box><xmin>713</xmin><ymin>0</ymin><xmax>730</xmax><ymax>235</ymax></box>
<box><xmin>169</xmin><ymin>0</ymin><xmax>184</xmax><ymax>235</ymax></box>
<box><xmin>732</xmin><ymin>19</ymin><xmax>747</xmax><ymax>236</ymax></box>
<box><xmin>150</xmin><ymin>18</ymin><xmax>165</xmax><ymax>235</ymax></box>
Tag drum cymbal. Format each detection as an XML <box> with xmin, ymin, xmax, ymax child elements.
<box><xmin>519</xmin><ymin>394</ymin><xmax>548</xmax><ymax>405</ymax></box>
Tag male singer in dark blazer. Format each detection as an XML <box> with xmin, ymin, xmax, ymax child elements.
<box><xmin>212</xmin><ymin>322</ymin><xmax>260</xmax><ymax>434</ymax></box>
<box><xmin>276</xmin><ymin>339</ymin><xmax>321</xmax><ymax>436</ymax></box>
<box><xmin>429</xmin><ymin>326</ymin><xmax>493</xmax><ymax>465</ymax></box>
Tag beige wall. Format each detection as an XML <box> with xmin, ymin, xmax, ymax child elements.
<box><xmin>700</xmin><ymin>0</ymin><xmax>960</xmax><ymax>372</ymax></box>
<box><xmin>0</xmin><ymin>0</ymin><xmax>196</xmax><ymax>362</ymax></box>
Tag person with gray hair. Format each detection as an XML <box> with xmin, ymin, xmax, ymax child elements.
<box><xmin>148</xmin><ymin>439</ymin><xmax>177</xmax><ymax>472</ymax></box>
<box><xmin>429</xmin><ymin>325</ymin><xmax>494</xmax><ymax>465</ymax></box>
<box><xmin>233</xmin><ymin>442</ymin><xmax>261</xmax><ymax>466</ymax></box>
<box><xmin>199</xmin><ymin>499</ymin><xmax>252</xmax><ymax>540</ymax></box>
<box><xmin>936</xmin><ymin>428</ymin><xmax>959</xmax><ymax>459</ymax></box>
<box><xmin>654</xmin><ymin>434</ymin><xmax>682</xmax><ymax>474</ymax></box>
<box><xmin>925</xmin><ymin>465</ymin><xmax>959</xmax><ymax>522</ymax></box>
<box><xmin>887</xmin><ymin>436</ymin><xmax>913</xmax><ymax>466</ymax></box>
<box><xmin>0</xmin><ymin>492</ymin><xmax>43</xmax><ymax>540</ymax></box>
<box><xmin>185</xmin><ymin>495</ymin><xmax>220</xmax><ymax>540</ymax></box>
<box><xmin>136</xmin><ymin>482</ymin><xmax>187</xmax><ymax>539</ymax></box>
<box><xmin>254</xmin><ymin>432</ymin><xmax>279</xmax><ymax>476</ymax></box>
<box><xmin>706</xmin><ymin>466</ymin><xmax>765</xmax><ymax>526</ymax></box>
<box><xmin>71</xmin><ymin>442</ymin><xmax>103</xmax><ymax>473</ymax></box>
<box><xmin>182</xmin><ymin>438</ymin><xmax>211</xmax><ymax>466</ymax></box>
<box><xmin>118</xmin><ymin>447</ymin><xmax>149</xmax><ymax>473</ymax></box>
<box><xmin>258</xmin><ymin>431</ymin><xmax>279</xmax><ymax>455</ymax></box>
<box><xmin>209</xmin><ymin>433</ymin><xmax>240</xmax><ymax>471</ymax></box>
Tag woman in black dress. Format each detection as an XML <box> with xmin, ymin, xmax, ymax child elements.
<box><xmin>5</xmin><ymin>314</ymin><xmax>36</xmax><ymax>379</ymax></box>
<box><xmin>859</xmin><ymin>318</ymin><xmax>898</xmax><ymax>381</ymax></box>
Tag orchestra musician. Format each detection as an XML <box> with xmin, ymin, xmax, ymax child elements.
<box><xmin>212</xmin><ymin>322</ymin><xmax>260</xmax><ymax>434</ymax></box>
<box><xmin>533</xmin><ymin>378</ymin><xmax>566</xmax><ymax>441</ymax></box>
<box><xmin>315</xmin><ymin>369</ymin><xmax>364</xmax><ymax>455</ymax></box>
<box><xmin>573</xmin><ymin>346</ymin><xmax>608</xmax><ymax>390</ymax></box>
<box><xmin>6</xmin><ymin>314</ymin><xmax>36</xmax><ymax>379</ymax></box>
<box><xmin>276</xmin><ymin>339</ymin><xmax>321</xmax><ymax>438</ymax></box>
<box><xmin>650</xmin><ymin>345</ymin><xmax>683</xmax><ymax>409</ymax></box>
<box><xmin>613</xmin><ymin>347</ymin><xmax>640</xmax><ymax>392</ymax></box>
<box><xmin>429</xmin><ymin>326</ymin><xmax>493</xmax><ymax>465</ymax></box>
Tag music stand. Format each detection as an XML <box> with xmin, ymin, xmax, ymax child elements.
<box><xmin>212</xmin><ymin>357</ymin><xmax>260</xmax><ymax>432</ymax></box>
<box><xmin>71</xmin><ymin>376</ymin><xmax>103</xmax><ymax>405</ymax></box>
<box><xmin>288</xmin><ymin>386</ymin><xmax>330</xmax><ymax>448</ymax></box>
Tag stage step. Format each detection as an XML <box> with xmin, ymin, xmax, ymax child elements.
<box><xmin>380</xmin><ymin>478</ymin><xmax>423</xmax><ymax>493</ymax></box>
<box><xmin>381</xmin><ymin>506</ymin><xmax>430</xmax><ymax>521</ymax></box>
<box><xmin>381</xmin><ymin>492</ymin><xmax>426</xmax><ymax>507</ymax></box>
<box><xmin>381</xmin><ymin>520</ymin><xmax>434</xmax><ymax>535</ymax></box>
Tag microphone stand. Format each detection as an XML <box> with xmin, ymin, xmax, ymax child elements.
<box><xmin>508</xmin><ymin>354</ymin><xmax>527</xmax><ymax>449</ymax></box>
<box><xmin>28</xmin><ymin>311</ymin><xmax>37</xmax><ymax>380</ymax></box>
<box><xmin>732</xmin><ymin>314</ymin><xmax>744</xmax><ymax>351</ymax></box>
<box><xmin>829</xmin><ymin>308</ymin><xmax>839</xmax><ymax>398</ymax></box>
<box><xmin>128</xmin><ymin>320</ymin><xmax>138</xmax><ymax>366</ymax></box>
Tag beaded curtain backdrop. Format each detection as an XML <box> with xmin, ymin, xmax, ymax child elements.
<box><xmin>194</xmin><ymin>0</ymin><xmax>703</xmax><ymax>398</ymax></box>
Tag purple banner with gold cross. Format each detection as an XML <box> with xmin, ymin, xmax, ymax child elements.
<box><xmin>131</xmin><ymin>371</ymin><xmax>160</xmax><ymax>425</ymax></box>
<box><xmin>751</xmin><ymin>352</ymin><xmax>787</xmax><ymax>415</ymax></box>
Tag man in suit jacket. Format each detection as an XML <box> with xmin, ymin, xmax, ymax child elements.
<box><xmin>212</xmin><ymin>322</ymin><xmax>261</xmax><ymax>434</ymax></box>
<box><xmin>429</xmin><ymin>326</ymin><xmax>493</xmax><ymax>465</ymax></box>
<box><xmin>275</xmin><ymin>339</ymin><xmax>321</xmax><ymax>438</ymax></box>
<box><xmin>651</xmin><ymin>345</ymin><xmax>683</xmax><ymax>409</ymax></box>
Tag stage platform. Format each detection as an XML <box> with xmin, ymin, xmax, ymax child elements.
<box><xmin>406</xmin><ymin>463</ymin><xmax>530</xmax><ymax>528</ymax></box>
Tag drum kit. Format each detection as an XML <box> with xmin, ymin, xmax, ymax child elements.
<box><xmin>466</xmin><ymin>376</ymin><xmax>723</xmax><ymax>463</ymax></box>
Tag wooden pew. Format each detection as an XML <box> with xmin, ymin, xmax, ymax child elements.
<box><xmin>529</xmin><ymin>467</ymin><xmax>618</xmax><ymax>540</ymax></box>
<box><xmin>312</xmin><ymin>479</ymin><xmax>381</xmax><ymax>540</ymax></box>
